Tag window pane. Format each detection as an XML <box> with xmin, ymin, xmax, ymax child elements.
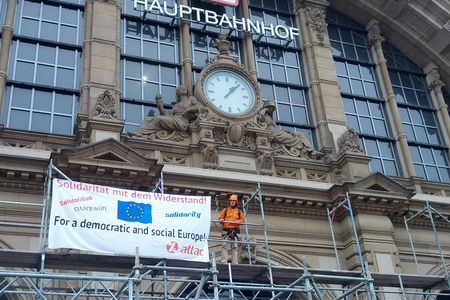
<box><xmin>12</xmin><ymin>88</ymin><xmax>32</xmax><ymax>108</ymax></box>
<box><xmin>15</xmin><ymin>61</ymin><xmax>35</xmax><ymax>82</ymax></box>
<box><xmin>31</xmin><ymin>112</ymin><xmax>51</xmax><ymax>132</ymax></box>
<box><xmin>53</xmin><ymin>115</ymin><xmax>73</xmax><ymax>135</ymax></box>
<box><xmin>36</xmin><ymin>65</ymin><xmax>55</xmax><ymax>85</ymax></box>
<box><xmin>58</xmin><ymin>49</ymin><xmax>75</xmax><ymax>67</ymax></box>
<box><xmin>9</xmin><ymin>110</ymin><xmax>30</xmax><ymax>130</ymax></box>
<box><xmin>20</xmin><ymin>18</ymin><xmax>39</xmax><ymax>36</ymax></box>
<box><xmin>34</xmin><ymin>90</ymin><xmax>53</xmax><ymax>111</ymax></box>
<box><xmin>56</xmin><ymin>68</ymin><xmax>75</xmax><ymax>88</ymax></box>
<box><xmin>60</xmin><ymin>26</ymin><xmax>78</xmax><ymax>44</ymax></box>
<box><xmin>38</xmin><ymin>45</ymin><xmax>56</xmax><ymax>64</ymax></box>
<box><xmin>278</xmin><ymin>104</ymin><xmax>292</xmax><ymax>122</ymax></box>
<box><xmin>41</xmin><ymin>22</ymin><xmax>58</xmax><ymax>41</ymax></box>
<box><xmin>125</xmin><ymin>79</ymin><xmax>142</xmax><ymax>99</ymax></box>
<box><xmin>54</xmin><ymin>94</ymin><xmax>73</xmax><ymax>114</ymax></box>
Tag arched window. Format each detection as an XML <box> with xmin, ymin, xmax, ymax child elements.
<box><xmin>328</xmin><ymin>9</ymin><xmax>401</xmax><ymax>176</ymax></box>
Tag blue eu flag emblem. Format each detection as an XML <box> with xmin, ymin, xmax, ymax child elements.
<box><xmin>117</xmin><ymin>201</ymin><xmax>152</xmax><ymax>224</ymax></box>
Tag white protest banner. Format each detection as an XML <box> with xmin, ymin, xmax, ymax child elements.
<box><xmin>48</xmin><ymin>179</ymin><xmax>211</xmax><ymax>262</ymax></box>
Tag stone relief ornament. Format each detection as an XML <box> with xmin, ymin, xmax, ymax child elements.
<box><xmin>257</xmin><ymin>100</ymin><xmax>323</xmax><ymax>159</ymax></box>
<box><xmin>367</xmin><ymin>21</ymin><xmax>385</xmax><ymax>45</ymax></box>
<box><xmin>134</xmin><ymin>85</ymin><xmax>202</xmax><ymax>140</ymax></box>
<box><xmin>201</xmin><ymin>143</ymin><xmax>218</xmax><ymax>169</ymax></box>
<box><xmin>305</xmin><ymin>5</ymin><xmax>327</xmax><ymax>43</ymax></box>
<box><xmin>242</xmin><ymin>134</ymin><xmax>256</xmax><ymax>151</ymax></box>
<box><xmin>337</xmin><ymin>128</ymin><xmax>363</xmax><ymax>155</ymax></box>
<box><xmin>256</xmin><ymin>150</ymin><xmax>274</xmax><ymax>175</ymax></box>
<box><xmin>426</xmin><ymin>67</ymin><xmax>445</xmax><ymax>92</ymax></box>
<box><xmin>92</xmin><ymin>90</ymin><xmax>118</xmax><ymax>119</ymax></box>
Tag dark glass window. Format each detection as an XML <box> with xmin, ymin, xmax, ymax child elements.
<box><xmin>384</xmin><ymin>43</ymin><xmax>450</xmax><ymax>183</ymax></box>
<box><xmin>253</xmin><ymin>5</ymin><xmax>313</xmax><ymax>144</ymax></box>
<box><xmin>4</xmin><ymin>86</ymin><xmax>78</xmax><ymax>135</ymax></box>
<box><xmin>191</xmin><ymin>32</ymin><xmax>241</xmax><ymax>82</ymax></box>
<box><xmin>410</xmin><ymin>145</ymin><xmax>450</xmax><ymax>183</ymax></box>
<box><xmin>122</xmin><ymin>20</ymin><xmax>179</xmax><ymax>63</ymax></box>
<box><xmin>15</xmin><ymin>0</ymin><xmax>84</xmax><ymax>45</ymax></box>
<box><xmin>121</xmin><ymin>2</ymin><xmax>181</xmax><ymax>133</ymax></box>
<box><xmin>8</xmin><ymin>41</ymin><xmax>81</xmax><ymax>89</ymax></box>
<box><xmin>4</xmin><ymin>0</ymin><xmax>83</xmax><ymax>135</ymax></box>
<box><xmin>328</xmin><ymin>25</ymin><xmax>371</xmax><ymax>63</ymax></box>
<box><xmin>329</xmin><ymin>8</ymin><xmax>401</xmax><ymax>176</ymax></box>
<box><xmin>0</xmin><ymin>0</ymin><xmax>6</xmax><ymax>28</ymax></box>
<box><xmin>249</xmin><ymin>7</ymin><xmax>298</xmax><ymax>47</ymax></box>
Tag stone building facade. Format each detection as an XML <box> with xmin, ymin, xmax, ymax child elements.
<box><xmin>1</xmin><ymin>0</ymin><xmax>450</xmax><ymax>297</ymax></box>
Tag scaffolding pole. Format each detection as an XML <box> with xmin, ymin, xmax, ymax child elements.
<box><xmin>404</xmin><ymin>201</ymin><xmax>450</xmax><ymax>288</ymax></box>
<box><xmin>327</xmin><ymin>193</ymin><xmax>366</xmax><ymax>275</ymax></box>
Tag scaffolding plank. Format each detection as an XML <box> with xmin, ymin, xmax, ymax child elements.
<box><xmin>0</xmin><ymin>250</ymin><xmax>446</xmax><ymax>290</ymax></box>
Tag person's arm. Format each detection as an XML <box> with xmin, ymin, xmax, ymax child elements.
<box><xmin>239</xmin><ymin>210</ymin><xmax>245</xmax><ymax>224</ymax></box>
<box><xmin>219</xmin><ymin>209</ymin><xmax>225</xmax><ymax>224</ymax></box>
<box><xmin>155</xmin><ymin>94</ymin><xmax>168</xmax><ymax>116</ymax></box>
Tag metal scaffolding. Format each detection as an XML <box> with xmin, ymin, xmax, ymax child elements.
<box><xmin>404</xmin><ymin>201</ymin><xmax>450</xmax><ymax>287</ymax></box>
<box><xmin>0</xmin><ymin>162</ymin><xmax>449</xmax><ymax>299</ymax></box>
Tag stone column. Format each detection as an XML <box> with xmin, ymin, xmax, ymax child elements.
<box><xmin>366</xmin><ymin>20</ymin><xmax>415</xmax><ymax>178</ymax></box>
<box><xmin>342</xmin><ymin>213</ymin><xmax>401</xmax><ymax>300</ymax></box>
<box><xmin>0</xmin><ymin>0</ymin><xmax>16</xmax><ymax>121</ymax></box>
<box><xmin>240</xmin><ymin>0</ymin><xmax>257</xmax><ymax>80</ymax></box>
<box><xmin>77</xmin><ymin>0</ymin><xmax>124</xmax><ymax>143</ymax></box>
<box><xmin>424</xmin><ymin>63</ymin><xmax>450</xmax><ymax>148</ymax></box>
<box><xmin>80</xmin><ymin>0</ymin><xmax>93</xmax><ymax>117</ymax></box>
<box><xmin>295</xmin><ymin>0</ymin><xmax>343</xmax><ymax>155</ymax></box>
<box><xmin>180</xmin><ymin>0</ymin><xmax>193</xmax><ymax>94</ymax></box>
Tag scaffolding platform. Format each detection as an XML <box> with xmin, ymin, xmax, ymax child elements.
<box><xmin>0</xmin><ymin>249</ymin><xmax>446</xmax><ymax>290</ymax></box>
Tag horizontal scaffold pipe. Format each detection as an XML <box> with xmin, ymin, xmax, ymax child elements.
<box><xmin>219</xmin><ymin>284</ymin><xmax>307</xmax><ymax>293</ymax></box>
<box><xmin>140</xmin><ymin>265</ymin><xmax>212</xmax><ymax>274</ymax></box>
<box><xmin>0</xmin><ymin>271</ymin><xmax>135</xmax><ymax>282</ymax></box>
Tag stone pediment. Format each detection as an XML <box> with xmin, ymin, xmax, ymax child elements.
<box><xmin>351</xmin><ymin>172</ymin><xmax>411</xmax><ymax>196</ymax></box>
<box><xmin>52</xmin><ymin>138</ymin><xmax>162</xmax><ymax>189</ymax></box>
<box><xmin>328</xmin><ymin>172</ymin><xmax>412</xmax><ymax>218</ymax></box>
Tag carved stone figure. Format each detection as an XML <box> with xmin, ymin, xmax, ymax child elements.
<box><xmin>337</xmin><ymin>128</ymin><xmax>363</xmax><ymax>155</ymax></box>
<box><xmin>201</xmin><ymin>143</ymin><xmax>218</xmax><ymax>169</ymax></box>
<box><xmin>305</xmin><ymin>5</ymin><xmax>327</xmax><ymax>43</ymax></box>
<box><xmin>92</xmin><ymin>90</ymin><xmax>118</xmax><ymax>119</ymax></box>
<box><xmin>256</xmin><ymin>150</ymin><xmax>274</xmax><ymax>175</ymax></box>
<box><xmin>135</xmin><ymin>86</ymin><xmax>201</xmax><ymax>139</ymax></box>
<box><xmin>258</xmin><ymin>100</ymin><xmax>323</xmax><ymax>159</ymax></box>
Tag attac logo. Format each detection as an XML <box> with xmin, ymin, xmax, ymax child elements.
<box><xmin>206</xmin><ymin>0</ymin><xmax>239</xmax><ymax>7</ymax></box>
<box><xmin>166</xmin><ymin>241</ymin><xmax>204</xmax><ymax>256</ymax></box>
<box><xmin>166</xmin><ymin>241</ymin><xmax>179</xmax><ymax>253</ymax></box>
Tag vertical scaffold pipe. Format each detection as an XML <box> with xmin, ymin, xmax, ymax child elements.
<box><xmin>404</xmin><ymin>215</ymin><xmax>421</xmax><ymax>274</ymax></box>
<box><xmin>346</xmin><ymin>195</ymin><xmax>366</xmax><ymax>274</ymax></box>
<box><xmin>257</xmin><ymin>183</ymin><xmax>275</xmax><ymax>298</ymax></box>
<box><xmin>134</xmin><ymin>247</ymin><xmax>141</xmax><ymax>300</ymax></box>
<box><xmin>211</xmin><ymin>255</ymin><xmax>219</xmax><ymax>300</ymax></box>
<box><xmin>242</xmin><ymin>197</ymin><xmax>252</xmax><ymax>265</ymax></box>
<box><xmin>327</xmin><ymin>207</ymin><xmax>341</xmax><ymax>270</ymax></box>
<box><xmin>427</xmin><ymin>202</ymin><xmax>450</xmax><ymax>287</ymax></box>
<box><xmin>39</xmin><ymin>160</ymin><xmax>53</xmax><ymax>272</ymax></box>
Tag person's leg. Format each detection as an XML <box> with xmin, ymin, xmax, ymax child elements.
<box><xmin>231</xmin><ymin>236</ymin><xmax>238</xmax><ymax>264</ymax></box>
<box><xmin>220</xmin><ymin>232</ymin><xmax>229</xmax><ymax>263</ymax></box>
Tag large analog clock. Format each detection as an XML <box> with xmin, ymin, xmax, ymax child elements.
<box><xmin>203</xmin><ymin>69</ymin><xmax>256</xmax><ymax>117</ymax></box>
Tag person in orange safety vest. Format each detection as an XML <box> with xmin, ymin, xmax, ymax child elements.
<box><xmin>219</xmin><ymin>194</ymin><xmax>245</xmax><ymax>264</ymax></box>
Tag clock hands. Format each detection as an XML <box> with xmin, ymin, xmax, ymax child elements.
<box><xmin>224</xmin><ymin>83</ymin><xmax>241</xmax><ymax>98</ymax></box>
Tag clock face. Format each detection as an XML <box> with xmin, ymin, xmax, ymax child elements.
<box><xmin>203</xmin><ymin>70</ymin><xmax>256</xmax><ymax>117</ymax></box>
